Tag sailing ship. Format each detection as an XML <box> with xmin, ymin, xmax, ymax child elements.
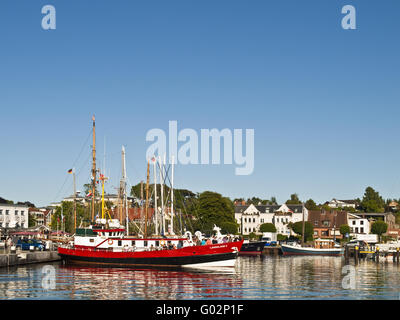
<box><xmin>58</xmin><ymin>116</ymin><xmax>243</xmax><ymax>268</ymax></box>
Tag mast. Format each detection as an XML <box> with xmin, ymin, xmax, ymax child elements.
<box><xmin>73</xmin><ymin>167</ymin><xmax>76</xmax><ymax>231</ymax></box>
<box><xmin>159</xmin><ymin>156</ymin><xmax>165</xmax><ymax>235</ymax></box>
<box><xmin>144</xmin><ymin>160</ymin><xmax>150</xmax><ymax>237</ymax></box>
<box><xmin>153</xmin><ymin>157</ymin><xmax>158</xmax><ymax>236</ymax></box>
<box><xmin>170</xmin><ymin>155</ymin><xmax>175</xmax><ymax>235</ymax></box>
<box><xmin>122</xmin><ymin>146</ymin><xmax>128</xmax><ymax>234</ymax></box>
<box><xmin>301</xmin><ymin>203</ymin><xmax>305</xmax><ymax>246</ymax></box>
<box><xmin>91</xmin><ymin>115</ymin><xmax>96</xmax><ymax>222</ymax></box>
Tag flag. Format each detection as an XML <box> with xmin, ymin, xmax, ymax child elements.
<box><xmin>86</xmin><ymin>191</ymin><xmax>93</xmax><ymax>198</ymax></box>
<box><xmin>67</xmin><ymin>169</ymin><xmax>73</xmax><ymax>174</ymax></box>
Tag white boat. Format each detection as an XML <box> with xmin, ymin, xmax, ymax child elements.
<box><xmin>281</xmin><ymin>239</ymin><xmax>344</xmax><ymax>256</ymax></box>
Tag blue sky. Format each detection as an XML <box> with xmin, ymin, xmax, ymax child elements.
<box><xmin>0</xmin><ymin>0</ymin><xmax>399</xmax><ymax>207</ymax></box>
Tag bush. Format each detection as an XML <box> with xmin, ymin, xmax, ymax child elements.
<box><xmin>259</xmin><ymin>223</ymin><xmax>277</xmax><ymax>233</ymax></box>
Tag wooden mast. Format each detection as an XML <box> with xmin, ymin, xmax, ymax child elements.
<box><xmin>144</xmin><ymin>160</ymin><xmax>150</xmax><ymax>237</ymax></box>
<box><xmin>91</xmin><ymin>115</ymin><xmax>96</xmax><ymax>222</ymax></box>
<box><xmin>73</xmin><ymin>167</ymin><xmax>76</xmax><ymax>230</ymax></box>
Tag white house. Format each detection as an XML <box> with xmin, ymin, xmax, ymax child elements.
<box><xmin>347</xmin><ymin>213</ymin><xmax>370</xmax><ymax>235</ymax></box>
<box><xmin>234</xmin><ymin>203</ymin><xmax>308</xmax><ymax>236</ymax></box>
<box><xmin>0</xmin><ymin>203</ymin><xmax>29</xmax><ymax>229</ymax></box>
<box><xmin>327</xmin><ymin>199</ymin><xmax>357</xmax><ymax>209</ymax></box>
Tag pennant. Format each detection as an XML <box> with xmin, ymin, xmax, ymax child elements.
<box><xmin>67</xmin><ymin>169</ymin><xmax>73</xmax><ymax>174</ymax></box>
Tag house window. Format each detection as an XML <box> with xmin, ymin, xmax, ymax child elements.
<box><xmin>360</xmin><ymin>221</ymin><xmax>364</xmax><ymax>225</ymax></box>
<box><xmin>21</xmin><ymin>211</ymin><xmax>24</xmax><ymax>216</ymax></box>
<box><xmin>322</xmin><ymin>220</ymin><xmax>330</xmax><ymax>227</ymax></box>
<box><xmin>314</xmin><ymin>221</ymin><xmax>318</xmax><ymax>226</ymax></box>
<box><xmin>352</xmin><ymin>220</ymin><xmax>356</xmax><ymax>225</ymax></box>
<box><xmin>0</xmin><ymin>210</ymin><xmax>2</xmax><ymax>215</ymax></box>
<box><xmin>360</xmin><ymin>227</ymin><xmax>364</xmax><ymax>233</ymax></box>
<box><xmin>253</xmin><ymin>218</ymin><xmax>256</xmax><ymax>223</ymax></box>
<box><xmin>355</xmin><ymin>227</ymin><xmax>359</xmax><ymax>233</ymax></box>
<box><xmin>5</xmin><ymin>210</ymin><xmax>9</xmax><ymax>215</ymax></box>
<box><xmin>15</xmin><ymin>210</ymin><xmax>18</xmax><ymax>215</ymax></box>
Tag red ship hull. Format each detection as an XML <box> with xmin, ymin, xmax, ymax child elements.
<box><xmin>58</xmin><ymin>241</ymin><xmax>243</xmax><ymax>268</ymax></box>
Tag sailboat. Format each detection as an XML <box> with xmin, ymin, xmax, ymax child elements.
<box><xmin>58</xmin><ymin>116</ymin><xmax>243</xmax><ymax>268</ymax></box>
<box><xmin>280</xmin><ymin>206</ymin><xmax>344</xmax><ymax>256</ymax></box>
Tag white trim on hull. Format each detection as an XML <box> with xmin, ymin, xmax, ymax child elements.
<box><xmin>182</xmin><ymin>258</ymin><xmax>237</xmax><ymax>269</ymax></box>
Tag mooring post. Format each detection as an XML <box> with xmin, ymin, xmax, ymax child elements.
<box><xmin>354</xmin><ymin>246</ymin><xmax>359</xmax><ymax>264</ymax></box>
<box><xmin>376</xmin><ymin>246</ymin><xmax>379</xmax><ymax>263</ymax></box>
<box><xmin>344</xmin><ymin>245</ymin><xmax>349</xmax><ymax>263</ymax></box>
<box><xmin>397</xmin><ymin>247</ymin><xmax>399</xmax><ymax>264</ymax></box>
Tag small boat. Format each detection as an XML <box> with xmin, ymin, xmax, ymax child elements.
<box><xmin>281</xmin><ymin>239</ymin><xmax>344</xmax><ymax>256</ymax></box>
<box><xmin>239</xmin><ymin>240</ymin><xmax>267</xmax><ymax>255</ymax></box>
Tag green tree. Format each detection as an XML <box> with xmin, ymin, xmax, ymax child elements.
<box><xmin>194</xmin><ymin>191</ymin><xmax>237</xmax><ymax>234</ymax></box>
<box><xmin>51</xmin><ymin>201</ymin><xmax>90</xmax><ymax>233</ymax></box>
<box><xmin>290</xmin><ymin>221</ymin><xmax>314</xmax><ymax>242</ymax></box>
<box><xmin>305</xmin><ymin>199</ymin><xmax>318</xmax><ymax>210</ymax></box>
<box><xmin>286</xmin><ymin>193</ymin><xmax>302</xmax><ymax>205</ymax></box>
<box><xmin>259</xmin><ymin>223</ymin><xmax>277</xmax><ymax>233</ymax></box>
<box><xmin>339</xmin><ymin>224</ymin><xmax>351</xmax><ymax>239</ymax></box>
<box><xmin>360</xmin><ymin>186</ymin><xmax>385</xmax><ymax>213</ymax></box>
<box><xmin>371</xmin><ymin>220</ymin><xmax>388</xmax><ymax>242</ymax></box>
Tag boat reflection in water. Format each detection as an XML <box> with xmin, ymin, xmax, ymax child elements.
<box><xmin>58</xmin><ymin>264</ymin><xmax>243</xmax><ymax>300</ymax></box>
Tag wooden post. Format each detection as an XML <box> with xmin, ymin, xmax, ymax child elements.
<box><xmin>376</xmin><ymin>246</ymin><xmax>379</xmax><ymax>263</ymax></box>
<box><xmin>397</xmin><ymin>247</ymin><xmax>399</xmax><ymax>264</ymax></box>
<box><xmin>354</xmin><ymin>246</ymin><xmax>359</xmax><ymax>264</ymax></box>
<box><xmin>344</xmin><ymin>245</ymin><xmax>349</xmax><ymax>263</ymax></box>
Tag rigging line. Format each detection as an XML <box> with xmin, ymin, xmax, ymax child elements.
<box><xmin>71</xmin><ymin>129</ymin><xmax>92</xmax><ymax>169</ymax></box>
<box><xmin>51</xmin><ymin>129</ymin><xmax>91</xmax><ymax>203</ymax></box>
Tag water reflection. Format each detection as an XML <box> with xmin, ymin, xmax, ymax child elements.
<box><xmin>0</xmin><ymin>257</ymin><xmax>399</xmax><ymax>299</ymax></box>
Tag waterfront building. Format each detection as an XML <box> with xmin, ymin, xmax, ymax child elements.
<box><xmin>28</xmin><ymin>207</ymin><xmax>48</xmax><ymax>227</ymax></box>
<box><xmin>0</xmin><ymin>203</ymin><xmax>29</xmax><ymax>230</ymax></box>
<box><xmin>347</xmin><ymin>213</ymin><xmax>370</xmax><ymax>235</ymax></box>
<box><xmin>234</xmin><ymin>203</ymin><xmax>308</xmax><ymax>236</ymax></box>
<box><xmin>308</xmin><ymin>210</ymin><xmax>347</xmax><ymax>240</ymax></box>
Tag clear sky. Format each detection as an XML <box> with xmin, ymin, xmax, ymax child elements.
<box><xmin>0</xmin><ymin>0</ymin><xmax>399</xmax><ymax>207</ymax></box>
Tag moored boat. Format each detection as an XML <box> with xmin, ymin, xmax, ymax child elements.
<box><xmin>58</xmin><ymin>220</ymin><xmax>243</xmax><ymax>268</ymax></box>
<box><xmin>239</xmin><ymin>240</ymin><xmax>267</xmax><ymax>255</ymax></box>
<box><xmin>281</xmin><ymin>239</ymin><xmax>344</xmax><ymax>256</ymax></box>
<box><xmin>57</xmin><ymin>116</ymin><xmax>243</xmax><ymax>268</ymax></box>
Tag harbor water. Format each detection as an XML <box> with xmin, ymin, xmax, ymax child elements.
<box><xmin>0</xmin><ymin>255</ymin><xmax>399</xmax><ymax>300</ymax></box>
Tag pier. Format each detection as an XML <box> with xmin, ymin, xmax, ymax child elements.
<box><xmin>0</xmin><ymin>250</ymin><xmax>61</xmax><ymax>268</ymax></box>
<box><xmin>262</xmin><ymin>246</ymin><xmax>282</xmax><ymax>255</ymax></box>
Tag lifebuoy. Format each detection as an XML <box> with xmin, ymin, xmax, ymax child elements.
<box><xmin>108</xmin><ymin>239</ymin><xmax>113</xmax><ymax>245</ymax></box>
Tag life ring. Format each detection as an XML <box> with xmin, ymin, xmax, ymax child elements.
<box><xmin>108</xmin><ymin>239</ymin><xmax>113</xmax><ymax>245</ymax></box>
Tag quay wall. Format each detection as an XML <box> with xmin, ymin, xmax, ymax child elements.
<box><xmin>0</xmin><ymin>251</ymin><xmax>61</xmax><ymax>268</ymax></box>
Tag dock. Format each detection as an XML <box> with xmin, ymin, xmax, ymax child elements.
<box><xmin>262</xmin><ymin>246</ymin><xmax>282</xmax><ymax>255</ymax></box>
<box><xmin>0</xmin><ymin>250</ymin><xmax>61</xmax><ymax>268</ymax></box>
